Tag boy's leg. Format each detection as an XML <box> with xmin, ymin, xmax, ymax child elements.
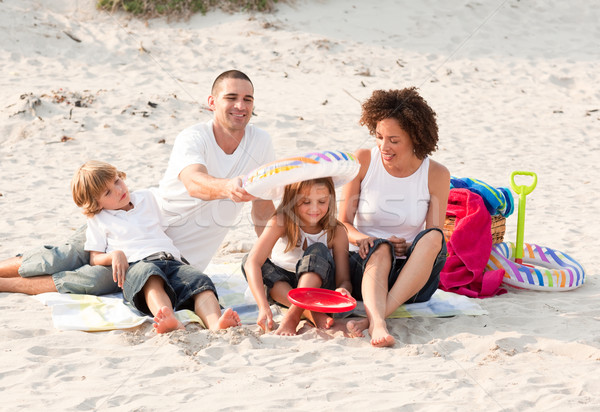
<box><xmin>193</xmin><ymin>290</ymin><xmax>240</xmax><ymax>331</ymax></box>
<box><xmin>143</xmin><ymin>275</ymin><xmax>184</xmax><ymax>334</ymax></box>
<box><xmin>167</xmin><ymin>262</ymin><xmax>240</xmax><ymax>331</ymax></box>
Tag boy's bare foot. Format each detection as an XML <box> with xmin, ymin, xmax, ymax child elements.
<box><xmin>369</xmin><ymin>321</ymin><xmax>395</xmax><ymax>347</ymax></box>
<box><xmin>212</xmin><ymin>307</ymin><xmax>241</xmax><ymax>330</ymax></box>
<box><xmin>346</xmin><ymin>318</ymin><xmax>369</xmax><ymax>338</ymax></box>
<box><xmin>153</xmin><ymin>306</ymin><xmax>185</xmax><ymax>334</ymax></box>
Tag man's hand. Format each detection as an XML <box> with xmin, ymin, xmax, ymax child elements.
<box><xmin>226</xmin><ymin>176</ymin><xmax>256</xmax><ymax>202</ymax></box>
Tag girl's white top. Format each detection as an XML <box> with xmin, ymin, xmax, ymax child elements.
<box><xmin>269</xmin><ymin>228</ymin><xmax>330</xmax><ymax>272</ymax></box>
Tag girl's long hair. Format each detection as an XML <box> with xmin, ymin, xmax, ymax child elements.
<box><xmin>274</xmin><ymin>177</ymin><xmax>342</xmax><ymax>252</ymax></box>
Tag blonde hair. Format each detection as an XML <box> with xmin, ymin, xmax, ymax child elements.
<box><xmin>275</xmin><ymin>177</ymin><xmax>342</xmax><ymax>253</ymax></box>
<box><xmin>71</xmin><ymin>160</ymin><xmax>126</xmax><ymax>217</ymax></box>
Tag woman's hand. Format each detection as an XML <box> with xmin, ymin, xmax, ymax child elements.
<box><xmin>110</xmin><ymin>250</ymin><xmax>129</xmax><ymax>287</ymax></box>
<box><xmin>388</xmin><ymin>236</ymin><xmax>410</xmax><ymax>257</ymax></box>
<box><xmin>256</xmin><ymin>305</ymin><xmax>274</xmax><ymax>333</ymax></box>
<box><xmin>356</xmin><ymin>236</ymin><xmax>377</xmax><ymax>259</ymax></box>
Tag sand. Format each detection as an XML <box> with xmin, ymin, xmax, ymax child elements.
<box><xmin>1</xmin><ymin>0</ymin><xmax>599</xmax><ymax>410</ymax></box>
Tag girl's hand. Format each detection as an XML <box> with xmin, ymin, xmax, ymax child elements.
<box><xmin>257</xmin><ymin>306</ymin><xmax>274</xmax><ymax>333</ymax></box>
<box><xmin>388</xmin><ymin>236</ymin><xmax>410</xmax><ymax>257</ymax></box>
<box><xmin>110</xmin><ymin>250</ymin><xmax>129</xmax><ymax>287</ymax></box>
<box><xmin>335</xmin><ymin>287</ymin><xmax>353</xmax><ymax>298</ymax></box>
<box><xmin>356</xmin><ymin>236</ymin><xmax>377</xmax><ymax>259</ymax></box>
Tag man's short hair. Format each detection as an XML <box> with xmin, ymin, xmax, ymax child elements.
<box><xmin>211</xmin><ymin>70</ymin><xmax>253</xmax><ymax>95</ymax></box>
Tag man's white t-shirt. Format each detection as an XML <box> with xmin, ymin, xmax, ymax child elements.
<box><xmin>84</xmin><ymin>190</ymin><xmax>181</xmax><ymax>263</ymax></box>
<box><xmin>155</xmin><ymin>120</ymin><xmax>275</xmax><ymax>270</ymax></box>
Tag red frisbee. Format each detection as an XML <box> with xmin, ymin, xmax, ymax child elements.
<box><xmin>287</xmin><ymin>288</ymin><xmax>357</xmax><ymax>313</ymax></box>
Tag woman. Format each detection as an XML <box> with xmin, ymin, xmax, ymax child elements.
<box><xmin>339</xmin><ymin>87</ymin><xmax>450</xmax><ymax>347</ymax></box>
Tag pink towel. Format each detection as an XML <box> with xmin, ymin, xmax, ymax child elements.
<box><xmin>440</xmin><ymin>188</ymin><xmax>507</xmax><ymax>298</ymax></box>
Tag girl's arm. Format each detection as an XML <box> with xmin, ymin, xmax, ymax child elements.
<box><xmin>425</xmin><ymin>159</ymin><xmax>451</xmax><ymax>230</ymax></box>
<box><xmin>339</xmin><ymin>149</ymin><xmax>374</xmax><ymax>258</ymax></box>
<box><xmin>331</xmin><ymin>224</ymin><xmax>352</xmax><ymax>295</ymax></box>
<box><xmin>89</xmin><ymin>250</ymin><xmax>128</xmax><ymax>288</ymax></box>
<box><xmin>243</xmin><ymin>215</ymin><xmax>285</xmax><ymax>332</ymax></box>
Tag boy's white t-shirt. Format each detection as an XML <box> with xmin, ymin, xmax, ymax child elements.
<box><xmin>84</xmin><ymin>190</ymin><xmax>181</xmax><ymax>263</ymax></box>
<box><xmin>155</xmin><ymin>120</ymin><xmax>275</xmax><ymax>270</ymax></box>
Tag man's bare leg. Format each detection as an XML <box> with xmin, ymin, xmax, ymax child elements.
<box><xmin>0</xmin><ymin>256</ymin><xmax>22</xmax><ymax>278</ymax></box>
<box><xmin>0</xmin><ymin>275</ymin><xmax>57</xmax><ymax>294</ymax></box>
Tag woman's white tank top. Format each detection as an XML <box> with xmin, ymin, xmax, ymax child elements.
<box><xmin>352</xmin><ymin>146</ymin><xmax>430</xmax><ymax>250</ymax></box>
<box><xmin>270</xmin><ymin>228</ymin><xmax>329</xmax><ymax>272</ymax></box>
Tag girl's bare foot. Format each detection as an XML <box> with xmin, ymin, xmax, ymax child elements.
<box><xmin>346</xmin><ymin>318</ymin><xmax>369</xmax><ymax>338</ymax></box>
<box><xmin>153</xmin><ymin>306</ymin><xmax>185</xmax><ymax>334</ymax></box>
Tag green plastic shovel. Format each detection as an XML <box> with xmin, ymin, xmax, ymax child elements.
<box><xmin>510</xmin><ymin>171</ymin><xmax>538</xmax><ymax>264</ymax></box>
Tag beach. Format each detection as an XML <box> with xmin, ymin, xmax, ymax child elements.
<box><xmin>1</xmin><ymin>0</ymin><xmax>599</xmax><ymax>410</ymax></box>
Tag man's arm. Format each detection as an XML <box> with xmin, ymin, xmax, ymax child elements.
<box><xmin>179</xmin><ymin>164</ymin><xmax>255</xmax><ymax>202</ymax></box>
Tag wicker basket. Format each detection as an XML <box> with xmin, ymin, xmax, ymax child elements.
<box><xmin>443</xmin><ymin>214</ymin><xmax>506</xmax><ymax>244</ymax></box>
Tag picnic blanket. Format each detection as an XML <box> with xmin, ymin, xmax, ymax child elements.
<box><xmin>33</xmin><ymin>263</ymin><xmax>487</xmax><ymax>331</ymax></box>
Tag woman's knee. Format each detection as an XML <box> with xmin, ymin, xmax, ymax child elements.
<box><xmin>368</xmin><ymin>241</ymin><xmax>393</xmax><ymax>263</ymax></box>
<box><xmin>416</xmin><ymin>230</ymin><xmax>444</xmax><ymax>253</ymax></box>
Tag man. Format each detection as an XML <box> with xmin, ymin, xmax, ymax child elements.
<box><xmin>0</xmin><ymin>70</ymin><xmax>275</xmax><ymax>295</ymax></box>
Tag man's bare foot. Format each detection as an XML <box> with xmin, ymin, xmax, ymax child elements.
<box><xmin>153</xmin><ymin>306</ymin><xmax>185</xmax><ymax>334</ymax></box>
<box><xmin>369</xmin><ymin>321</ymin><xmax>395</xmax><ymax>348</ymax></box>
<box><xmin>346</xmin><ymin>317</ymin><xmax>369</xmax><ymax>338</ymax></box>
<box><xmin>212</xmin><ymin>307</ymin><xmax>241</xmax><ymax>330</ymax></box>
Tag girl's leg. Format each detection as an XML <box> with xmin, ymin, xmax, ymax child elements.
<box><xmin>270</xmin><ymin>272</ymin><xmax>326</xmax><ymax>336</ymax></box>
<box><xmin>144</xmin><ymin>275</ymin><xmax>184</xmax><ymax>334</ymax></box>
<box><xmin>192</xmin><ymin>290</ymin><xmax>240</xmax><ymax>331</ymax></box>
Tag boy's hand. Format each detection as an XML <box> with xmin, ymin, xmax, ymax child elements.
<box><xmin>257</xmin><ymin>306</ymin><xmax>274</xmax><ymax>333</ymax></box>
<box><xmin>110</xmin><ymin>250</ymin><xmax>129</xmax><ymax>287</ymax></box>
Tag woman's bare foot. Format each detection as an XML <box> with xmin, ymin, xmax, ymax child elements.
<box><xmin>153</xmin><ymin>306</ymin><xmax>185</xmax><ymax>334</ymax></box>
<box><xmin>369</xmin><ymin>321</ymin><xmax>395</xmax><ymax>347</ymax></box>
<box><xmin>212</xmin><ymin>307</ymin><xmax>241</xmax><ymax>330</ymax></box>
<box><xmin>346</xmin><ymin>317</ymin><xmax>369</xmax><ymax>338</ymax></box>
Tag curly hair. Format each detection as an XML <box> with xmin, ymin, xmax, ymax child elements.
<box><xmin>359</xmin><ymin>87</ymin><xmax>439</xmax><ymax>159</ymax></box>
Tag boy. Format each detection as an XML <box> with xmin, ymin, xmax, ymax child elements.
<box><xmin>72</xmin><ymin>160</ymin><xmax>240</xmax><ymax>333</ymax></box>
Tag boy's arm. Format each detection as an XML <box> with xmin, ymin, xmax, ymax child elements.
<box><xmin>89</xmin><ymin>250</ymin><xmax>128</xmax><ymax>288</ymax></box>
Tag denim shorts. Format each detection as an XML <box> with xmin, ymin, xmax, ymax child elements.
<box><xmin>123</xmin><ymin>254</ymin><xmax>217</xmax><ymax>316</ymax></box>
<box><xmin>18</xmin><ymin>224</ymin><xmax>120</xmax><ymax>295</ymax></box>
<box><xmin>348</xmin><ymin>228</ymin><xmax>447</xmax><ymax>304</ymax></box>
<box><xmin>242</xmin><ymin>243</ymin><xmax>336</xmax><ymax>302</ymax></box>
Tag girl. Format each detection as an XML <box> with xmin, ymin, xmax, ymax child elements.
<box><xmin>243</xmin><ymin>177</ymin><xmax>351</xmax><ymax>336</ymax></box>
